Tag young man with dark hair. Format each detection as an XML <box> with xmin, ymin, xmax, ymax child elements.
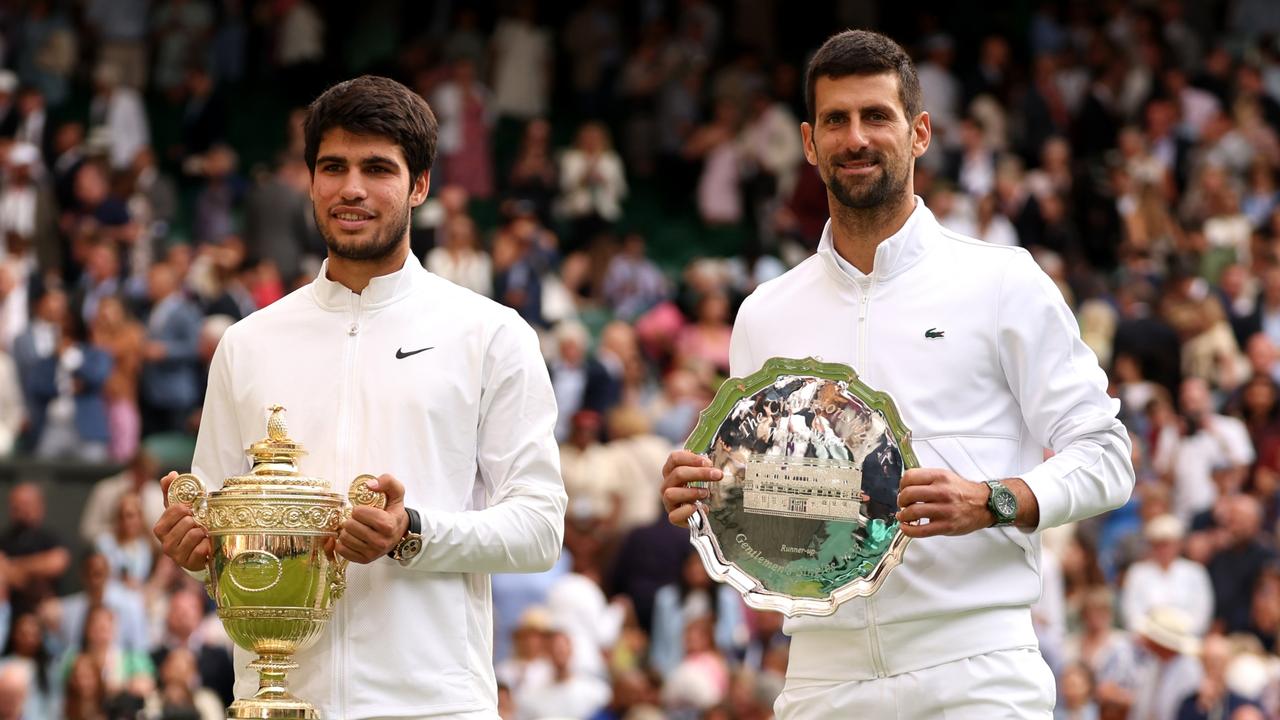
<box><xmin>153</xmin><ymin>75</ymin><xmax>566</xmax><ymax>719</ymax></box>
<box><xmin>662</xmin><ymin>30</ymin><xmax>1134</xmax><ymax>717</ymax></box>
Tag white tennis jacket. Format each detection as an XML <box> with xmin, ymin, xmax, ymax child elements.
<box><xmin>729</xmin><ymin>200</ymin><xmax>1134</xmax><ymax>680</ymax></box>
<box><xmin>192</xmin><ymin>254</ymin><xmax>566</xmax><ymax>718</ymax></box>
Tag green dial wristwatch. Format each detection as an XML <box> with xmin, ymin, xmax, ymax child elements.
<box><xmin>985</xmin><ymin>480</ymin><xmax>1017</xmax><ymax>527</ymax></box>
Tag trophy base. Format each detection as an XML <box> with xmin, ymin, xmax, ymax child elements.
<box><xmin>227</xmin><ymin>697</ymin><xmax>319</xmax><ymax>719</ymax></box>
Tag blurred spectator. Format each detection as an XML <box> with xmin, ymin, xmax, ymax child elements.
<box><xmin>55</xmin><ymin>552</ymin><xmax>150</xmax><ymax>656</ymax></box>
<box><xmin>1207</xmin><ymin>495</ymin><xmax>1276</xmax><ymax>634</ymax></box>
<box><xmin>0</xmin><ymin>344</ymin><xmax>19</xmax><ymax>456</ymax></box>
<box><xmin>650</xmin><ymin>552</ymin><xmax>745</xmax><ymax>680</ymax></box>
<box><xmin>492</xmin><ymin>209</ymin><xmax>556</xmax><ymax>327</ymax></box>
<box><xmin>190</xmin><ymin>144</ymin><xmax>246</xmax><ymax>245</ymax></box>
<box><xmin>149</xmin><ymin>588</ymin><xmax>234</xmax><ymax>708</ymax></box>
<box><xmin>549</xmin><ymin>322</ymin><xmax>610</xmax><ymax>442</ymax></box>
<box><xmin>0</xmin><ymin>483</ymin><xmax>69</xmax><ymax>615</ymax></box>
<box><xmin>80</xmin><ymin>450</ymin><xmax>164</xmax><ymax>545</ymax></box>
<box><xmin>1101</xmin><ymin>605</ymin><xmax>1203</xmax><ymax>720</ymax></box>
<box><xmin>659</xmin><ymin>616</ymin><xmax>731</xmax><ymax>716</ymax></box>
<box><xmin>490</xmin><ymin>2</ymin><xmax>552</xmax><ymax>122</ymax></box>
<box><xmin>276</xmin><ymin>0</ymin><xmax>325</xmax><ymax>104</ymax></box>
<box><xmin>93</xmin><ymin>492</ymin><xmax>154</xmax><ymax>589</ymax></box>
<box><xmin>1176</xmin><ymin>633</ymin><xmax>1260</xmax><ymax>720</ymax></box>
<box><xmin>89</xmin><ymin>63</ymin><xmax>150</xmax><ymax>171</ymax></box>
<box><xmin>425</xmin><ymin>213</ymin><xmax>491</xmax><ymax>297</ymax></box>
<box><xmin>1</xmin><ymin>611</ymin><xmax>55</xmax><ymax>720</ymax></box>
<box><xmin>601</xmin><ymin>233</ymin><xmax>666</xmax><ymax>322</ymax></box>
<box><xmin>674</xmin><ymin>290</ymin><xmax>732</xmax><ymax>376</ymax></box>
<box><xmin>602</xmin><ymin>407</ymin><xmax>671</xmax><ymax>532</ymax></box>
<box><xmin>243</xmin><ymin>153</ymin><xmax>316</xmax><ymax>287</ymax></box>
<box><xmin>684</xmin><ymin>100</ymin><xmax>743</xmax><ymax>227</ymax></box>
<box><xmin>90</xmin><ymin>295</ymin><xmax>147</xmax><ymax>460</ymax></box>
<box><xmin>1120</xmin><ymin>514</ymin><xmax>1214</xmax><ymax>636</ymax></box>
<box><xmin>61</xmin><ymin>604</ymin><xmax>153</xmax><ymax>705</ymax></box>
<box><xmin>432</xmin><ymin>58</ymin><xmax>495</xmax><ymax>199</ymax></box>
<box><xmin>62</xmin><ymin>652</ymin><xmax>106</xmax><ymax>720</ymax></box>
<box><xmin>138</xmin><ymin>262</ymin><xmax>203</xmax><ymax>436</ymax></box>
<box><xmin>142</xmin><ymin>645</ymin><xmax>223</xmax><ymax>720</ymax></box>
<box><xmin>1154</xmin><ymin>377</ymin><xmax>1253</xmax><ymax>521</ymax></box>
<box><xmin>495</xmin><ymin>606</ymin><xmax>555</xmax><ymax>701</ymax></box>
<box><xmin>557</xmin><ymin>122</ymin><xmax>627</xmax><ymax>253</ymax></box>
<box><xmin>505</xmin><ymin>119</ymin><xmax>559</xmax><ymax>226</ymax></box>
<box><xmin>0</xmin><ymin>661</ymin><xmax>31</xmax><ymax>720</ymax></box>
<box><xmin>152</xmin><ymin>2</ymin><xmax>216</xmax><ymax>96</ymax></box>
<box><xmin>0</xmin><ymin>142</ymin><xmax>57</xmax><ymax>269</ymax></box>
<box><xmin>1055</xmin><ymin>661</ymin><xmax>1099</xmax><ymax>720</ymax></box>
<box><xmin>516</xmin><ymin>630</ymin><xmax>611</xmax><ymax>720</ymax></box>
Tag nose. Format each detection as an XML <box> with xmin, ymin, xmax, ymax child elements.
<box><xmin>340</xmin><ymin>170</ymin><xmax>368</xmax><ymax>202</ymax></box>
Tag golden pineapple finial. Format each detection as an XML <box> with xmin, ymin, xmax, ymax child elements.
<box><xmin>266</xmin><ymin>405</ymin><xmax>288</xmax><ymax>442</ymax></box>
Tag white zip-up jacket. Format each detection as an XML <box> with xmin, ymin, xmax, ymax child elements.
<box><xmin>729</xmin><ymin>200</ymin><xmax>1134</xmax><ymax>681</ymax></box>
<box><xmin>193</xmin><ymin>254</ymin><xmax>566</xmax><ymax>718</ymax></box>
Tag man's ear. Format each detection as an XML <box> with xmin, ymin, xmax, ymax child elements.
<box><xmin>410</xmin><ymin>170</ymin><xmax>431</xmax><ymax>207</ymax></box>
<box><xmin>911</xmin><ymin>111</ymin><xmax>932</xmax><ymax>159</ymax></box>
<box><xmin>801</xmin><ymin>122</ymin><xmax>818</xmax><ymax>166</ymax></box>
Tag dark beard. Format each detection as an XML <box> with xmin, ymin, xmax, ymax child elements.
<box><xmin>315</xmin><ymin>205</ymin><xmax>410</xmax><ymax>262</ymax></box>
<box><xmin>826</xmin><ymin>151</ymin><xmax>910</xmax><ymax>210</ymax></box>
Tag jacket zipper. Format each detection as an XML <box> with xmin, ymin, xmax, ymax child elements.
<box><xmin>335</xmin><ymin>292</ymin><xmax>362</xmax><ymax>716</ymax></box>
<box><xmin>865</xmin><ymin>596</ymin><xmax>888</xmax><ymax>677</ymax></box>
<box><xmin>855</xmin><ymin>277</ymin><xmax>886</xmax><ymax>677</ymax></box>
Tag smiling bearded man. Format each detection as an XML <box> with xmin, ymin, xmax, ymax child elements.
<box><xmin>660</xmin><ymin>29</ymin><xmax>1133</xmax><ymax>719</ymax></box>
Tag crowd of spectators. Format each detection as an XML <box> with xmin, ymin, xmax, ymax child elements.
<box><xmin>4</xmin><ymin>0</ymin><xmax>1280</xmax><ymax>718</ymax></box>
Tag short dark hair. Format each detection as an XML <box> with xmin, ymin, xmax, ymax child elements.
<box><xmin>804</xmin><ymin>30</ymin><xmax>922</xmax><ymax>125</ymax></box>
<box><xmin>303</xmin><ymin>75</ymin><xmax>438</xmax><ymax>182</ymax></box>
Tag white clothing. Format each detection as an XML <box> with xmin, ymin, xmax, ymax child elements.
<box><xmin>194</xmin><ymin>254</ymin><xmax>565</xmax><ymax>718</ymax></box>
<box><xmin>556</xmin><ymin>150</ymin><xmax>627</xmax><ymax>222</ymax></box>
<box><xmin>490</xmin><ymin>19</ymin><xmax>551</xmax><ymax>119</ymax></box>
<box><xmin>1120</xmin><ymin>558</ymin><xmax>1214</xmax><ymax>636</ymax></box>
<box><xmin>79</xmin><ymin>472</ymin><xmax>166</xmax><ymax>544</ymax></box>
<box><xmin>517</xmin><ymin>673</ymin><xmax>611</xmax><ymax>720</ymax></box>
<box><xmin>91</xmin><ymin>87</ymin><xmax>150</xmax><ymax>169</ymax></box>
<box><xmin>1153</xmin><ymin>416</ymin><xmax>1254</xmax><ymax>521</ymax></box>
<box><xmin>424</xmin><ymin>247</ymin><xmax>493</xmax><ymax>298</ymax></box>
<box><xmin>730</xmin><ymin>200</ymin><xmax>1133</xmax><ymax>698</ymax></box>
<box><xmin>0</xmin><ymin>351</ymin><xmax>20</xmax><ymax>455</ymax></box>
<box><xmin>775</xmin><ymin>646</ymin><xmax>1055</xmax><ymax>719</ymax></box>
<box><xmin>278</xmin><ymin>1</ymin><xmax>324</xmax><ymax>65</ymax></box>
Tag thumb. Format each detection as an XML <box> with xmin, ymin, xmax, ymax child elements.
<box><xmin>368</xmin><ymin>473</ymin><xmax>406</xmax><ymax>506</ymax></box>
<box><xmin>159</xmin><ymin>472</ymin><xmax>179</xmax><ymax>504</ymax></box>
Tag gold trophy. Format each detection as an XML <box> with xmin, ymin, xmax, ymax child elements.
<box><xmin>166</xmin><ymin>405</ymin><xmax>386</xmax><ymax>719</ymax></box>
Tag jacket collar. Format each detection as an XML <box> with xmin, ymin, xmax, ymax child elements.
<box><xmin>311</xmin><ymin>252</ymin><xmax>425</xmax><ymax>310</ymax></box>
<box><xmin>817</xmin><ymin>196</ymin><xmax>938</xmax><ymax>283</ymax></box>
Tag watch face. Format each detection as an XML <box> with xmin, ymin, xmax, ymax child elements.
<box><xmin>399</xmin><ymin>536</ymin><xmax>423</xmax><ymax>560</ymax></box>
<box><xmin>994</xmin><ymin>489</ymin><xmax>1016</xmax><ymax>519</ymax></box>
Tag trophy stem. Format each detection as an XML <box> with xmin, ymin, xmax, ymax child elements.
<box><xmin>226</xmin><ymin>653</ymin><xmax>319</xmax><ymax>719</ymax></box>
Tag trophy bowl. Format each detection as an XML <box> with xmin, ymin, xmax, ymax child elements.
<box><xmin>167</xmin><ymin>405</ymin><xmax>386</xmax><ymax>719</ymax></box>
<box><xmin>686</xmin><ymin>357</ymin><xmax>918</xmax><ymax>617</ymax></box>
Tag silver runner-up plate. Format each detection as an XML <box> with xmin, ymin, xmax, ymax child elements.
<box><xmin>685</xmin><ymin>357</ymin><xmax>918</xmax><ymax>617</ymax></box>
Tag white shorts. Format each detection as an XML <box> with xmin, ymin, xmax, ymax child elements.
<box><xmin>774</xmin><ymin>646</ymin><xmax>1056</xmax><ymax>719</ymax></box>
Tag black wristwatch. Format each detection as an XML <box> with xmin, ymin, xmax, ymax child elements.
<box><xmin>985</xmin><ymin>480</ymin><xmax>1017</xmax><ymax>527</ymax></box>
<box><xmin>388</xmin><ymin>507</ymin><xmax>423</xmax><ymax>566</ymax></box>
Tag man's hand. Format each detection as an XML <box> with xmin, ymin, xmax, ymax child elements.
<box><xmin>154</xmin><ymin>471</ymin><xmax>212</xmax><ymax>573</ymax></box>
<box><xmin>661</xmin><ymin>450</ymin><xmax>723</xmax><ymax>526</ymax></box>
<box><xmin>896</xmin><ymin>468</ymin><xmax>993</xmax><ymax>538</ymax></box>
<box><xmin>337</xmin><ymin>474</ymin><xmax>409</xmax><ymax>564</ymax></box>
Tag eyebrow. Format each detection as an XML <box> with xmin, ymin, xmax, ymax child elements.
<box><xmin>315</xmin><ymin>154</ymin><xmax>402</xmax><ymax>168</ymax></box>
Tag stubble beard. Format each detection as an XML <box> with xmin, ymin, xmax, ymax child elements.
<box><xmin>825</xmin><ymin>149</ymin><xmax>912</xmax><ymax>211</ymax></box>
<box><xmin>316</xmin><ymin>201</ymin><xmax>411</xmax><ymax>262</ymax></box>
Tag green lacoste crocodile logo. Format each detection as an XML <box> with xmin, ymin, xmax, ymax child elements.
<box><xmin>925</xmin><ymin>328</ymin><xmax>945</xmax><ymax>339</ymax></box>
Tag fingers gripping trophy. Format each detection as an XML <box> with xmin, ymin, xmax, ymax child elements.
<box><xmin>166</xmin><ymin>405</ymin><xmax>386</xmax><ymax>719</ymax></box>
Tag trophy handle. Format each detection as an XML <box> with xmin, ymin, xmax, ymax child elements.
<box><xmin>329</xmin><ymin>474</ymin><xmax>389</xmax><ymax>600</ymax></box>
<box><xmin>166</xmin><ymin>473</ymin><xmax>209</xmax><ymax>525</ymax></box>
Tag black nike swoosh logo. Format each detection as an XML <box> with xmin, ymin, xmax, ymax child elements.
<box><xmin>395</xmin><ymin>346</ymin><xmax>434</xmax><ymax>359</ymax></box>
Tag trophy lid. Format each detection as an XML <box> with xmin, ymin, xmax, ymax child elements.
<box><xmin>221</xmin><ymin>405</ymin><xmax>330</xmax><ymax>491</ymax></box>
